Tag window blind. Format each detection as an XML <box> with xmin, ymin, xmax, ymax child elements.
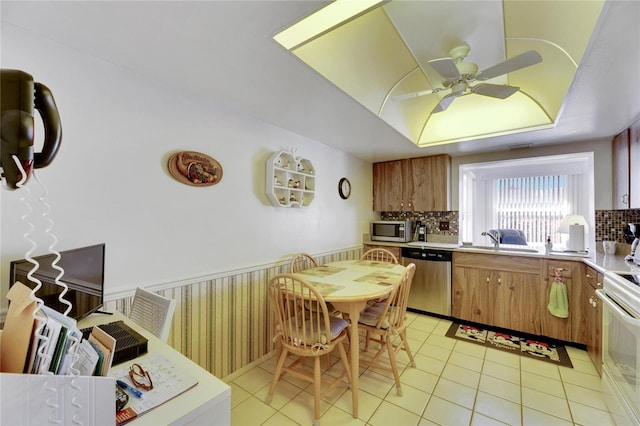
<box><xmin>493</xmin><ymin>175</ymin><xmax>580</xmax><ymax>244</ymax></box>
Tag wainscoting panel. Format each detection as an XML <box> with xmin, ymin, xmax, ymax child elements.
<box><xmin>104</xmin><ymin>247</ymin><xmax>361</xmax><ymax>378</ymax></box>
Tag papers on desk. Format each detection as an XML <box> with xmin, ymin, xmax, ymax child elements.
<box><xmin>110</xmin><ymin>352</ymin><xmax>198</xmax><ymax>425</ymax></box>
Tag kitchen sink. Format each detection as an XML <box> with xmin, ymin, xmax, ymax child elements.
<box><xmin>459</xmin><ymin>245</ymin><xmax>540</xmax><ymax>254</ymax></box>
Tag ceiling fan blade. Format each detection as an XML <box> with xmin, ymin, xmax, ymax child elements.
<box><xmin>428</xmin><ymin>57</ymin><xmax>461</xmax><ymax>80</ymax></box>
<box><xmin>392</xmin><ymin>88</ymin><xmax>439</xmax><ymax>101</ymax></box>
<box><xmin>431</xmin><ymin>93</ymin><xmax>457</xmax><ymax>114</ymax></box>
<box><xmin>476</xmin><ymin>50</ymin><xmax>542</xmax><ymax>81</ymax></box>
<box><xmin>471</xmin><ymin>83</ymin><xmax>520</xmax><ymax>99</ymax></box>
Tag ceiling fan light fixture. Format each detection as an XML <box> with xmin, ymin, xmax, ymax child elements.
<box><xmin>449</xmin><ymin>43</ymin><xmax>471</xmax><ymax>61</ymax></box>
<box><xmin>451</xmin><ymin>82</ymin><xmax>467</xmax><ymax>95</ymax></box>
<box><xmin>455</xmin><ymin>61</ymin><xmax>478</xmax><ymax>76</ymax></box>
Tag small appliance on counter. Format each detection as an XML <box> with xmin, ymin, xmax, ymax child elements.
<box><xmin>415</xmin><ymin>222</ymin><xmax>427</xmax><ymax>242</ymax></box>
<box><xmin>624</xmin><ymin>223</ymin><xmax>640</xmax><ymax>264</ymax></box>
<box><xmin>371</xmin><ymin>220</ymin><xmax>414</xmax><ymax>243</ymax></box>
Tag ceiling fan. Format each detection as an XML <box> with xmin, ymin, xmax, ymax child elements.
<box><xmin>393</xmin><ymin>42</ymin><xmax>542</xmax><ymax>113</ymax></box>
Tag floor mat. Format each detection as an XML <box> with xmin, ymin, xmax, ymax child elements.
<box><xmin>446</xmin><ymin>322</ymin><xmax>573</xmax><ymax>368</ymax></box>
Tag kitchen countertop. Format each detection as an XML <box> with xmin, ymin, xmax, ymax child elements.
<box><xmin>364</xmin><ymin>238</ymin><xmax>640</xmax><ymax>275</ymax></box>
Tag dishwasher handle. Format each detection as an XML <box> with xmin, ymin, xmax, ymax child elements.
<box><xmin>401</xmin><ymin>248</ymin><xmax>452</xmax><ymax>261</ymax></box>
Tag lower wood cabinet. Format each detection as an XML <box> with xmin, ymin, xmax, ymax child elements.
<box><xmin>540</xmin><ymin>260</ymin><xmax>579</xmax><ymax>342</ymax></box>
<box><xmin>453</xmin><ymin>253</ymin><xmax>604</xmax><ymax>375</ymax></box>
<box><xmin>452</xmin><ymin>252</ymin><xmax>541</xmax><ymax>335</ymax></box>
<box><xmin>583</xmin><ymin>266</ymin><xmax>603</xmax><ymax>375</ymax></box>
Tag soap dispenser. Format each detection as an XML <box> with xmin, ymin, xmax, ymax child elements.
<box><xmin>545</xmin><ymin>236</ymin><xmax>553</xmax><ymax>254</ymax></box>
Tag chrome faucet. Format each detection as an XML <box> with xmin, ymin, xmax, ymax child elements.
<box><xmin>481</xmin><ymin>231</ymin><xmax>500</xmax><ymax>248</ymax></box>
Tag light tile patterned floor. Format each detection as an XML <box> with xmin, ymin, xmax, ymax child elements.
<box><xmin>225</xmin><ymin>313</ymin><xmax>614</xmax><ymax>425</ymax></box>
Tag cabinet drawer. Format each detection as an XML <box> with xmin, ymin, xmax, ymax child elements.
<box><xmin>584</xmin><ymin>269</ymin><xmax>598</xmax><ymax>288</ymax></box>
<box><xmin>453</xmin><ymin>252</ymin><xmax>541</xmax><ymax>274</ymax></box>
<box><xmin>584</xmin><ymin>268</ymin><xmax>604</xmax><ymax>290</ymax></box>
<box><xmin>546</xmin><ymin>262</ymin><xmax>574</xmax><ymax>278</ymax></box>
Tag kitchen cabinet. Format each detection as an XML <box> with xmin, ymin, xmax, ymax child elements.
<box><xmin>613</xmin><ymin>119</ymin><xmax>640</xmax><ymax>209</ymax></box>
<box><xmin>362</xmin><ymin>244</ymin><xmax>401</xmax><ymax>261</ymax></box>
<box><xmin>372</xmin><ymin>160</ymin><xmax>404</xmax><ymax>211</ymax></box>
<box><xmin>540</xmin><ymin>260</ymin><xmax>582</xmax><ymax>342</ymax></box>
<box><xmin>452</xmin><ymin>252</ymin><xmax>541</xmax><ymax>335</ymax></box>
<box><xmin>583</xmin><ymin>266</ymin><xmax>603</xmax><ymax>375</ymax></box>
<box><xmin>631</xmin><ymin>119</ymin><xmax>640</xmax><ymax>209</ymax></box>
<box><xmin>613</xmin><ymin>129</ymin><xmax>630</xmax><ymax>209</ymax></box>
<box><xmin>372</xmin><ymin>154</ymin><xmax>450</xmax><ymax>212</ymax></box>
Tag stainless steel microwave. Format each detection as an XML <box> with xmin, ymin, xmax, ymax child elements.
<box><xmin>371</xmin><ymin>220</ymin><xmax>414</xmax><ymax>242</ymax></box>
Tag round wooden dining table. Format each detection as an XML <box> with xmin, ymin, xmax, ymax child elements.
<box><xmin>293</xmin><ymin>259</ymin><xmax>407</xmax><ymax>419</ymax></box>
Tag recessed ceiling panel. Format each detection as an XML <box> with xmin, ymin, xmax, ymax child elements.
<box><xmin>422</xmin><ymin>93</ymin><xmax>553</xmax><ymax>146</ymax></box>
<box><xmin>384</xmin><ymin>0</ymin><xmax>506</xmax><ymax>76</ymax></box>
<box><xmin>293</xmin><ymin>7</ymin><xmax>417</xmax><ymax>114</ymax></box>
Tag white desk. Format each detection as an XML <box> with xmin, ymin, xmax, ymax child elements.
<box><xmin>79</xmin><ymin>312</ymin><xmax>231</xmax><ymax>425</ymax></box>
<box><xmin>294</xmin><ymin>259</ymin><xmax>406</xmax><ymax>419</ymax></box>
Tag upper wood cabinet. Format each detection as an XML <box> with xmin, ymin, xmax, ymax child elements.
<box><xmin>372</xmin><ymin>160</ymin><xmax>404</xmax><ymax>211</ymax></box>
<box><xmin>630</xmin><ymin>120</ymin><xmax>640</xmax><ymax>209</ymax></box>
<box><xmin>613</xmin><ymin>119</ymin><xmax>640</xmax><ymax>209</ymax></box>
<box><xmin>372</xmin><ymin>154</ymin><xmax>451</xmax><ymax>211</ymax></box>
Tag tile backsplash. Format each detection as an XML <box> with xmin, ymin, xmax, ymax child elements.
<box><xmin>380</xmin><ymin>211</ymin><xmax>459</xmax><ymax>236</ymax></box>
<box><xmin>595</xmin><ymin>209</ymin><xmax>640</xmax><ymax>242</ymax></box>
<box><xmin>380</xmin><ymin>209</ymin><xmax>640</xmax><ymax>244</ymax></box>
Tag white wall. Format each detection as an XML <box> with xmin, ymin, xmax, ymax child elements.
<box><xmin>0</xmin><ymin>23</ymin><xmax>376</xmax><ymax>308</ymax></box>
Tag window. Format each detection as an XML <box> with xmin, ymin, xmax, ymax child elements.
<box><xmin>460</xmin><ymin>153</ymin><xmax>594</xmax><ymax>248</ymax></box>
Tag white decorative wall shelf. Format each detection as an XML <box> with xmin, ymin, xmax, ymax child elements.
<box><xmin>266</xmin><ymin>150</ymin><xmax>315</xmax><ymax>207</ymax></box>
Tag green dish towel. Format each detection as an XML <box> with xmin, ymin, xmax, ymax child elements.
<box><xmin>548</xmin><ymin>281</ymin><xmax>569</xmax><ymax>318</ymax></box>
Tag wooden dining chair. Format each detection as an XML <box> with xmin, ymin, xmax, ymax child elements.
<box><xmin>357</xmin><ymin>263</ymin><xmax>416</xmax><ymax>396</ymax></box>
<box><xmin>361</xmin><ymin>248</ymin><xmax>399</xmax><ymax>264</ymax></box>
<box><xmin>289</xmin><ymin>252</ymin><xmax>340</xmax><ymax>370</ymax></box>
<box><xmin>361</xmin><ymin>248</ymin><xmax>399</xmax><ymax>313</ymax></box>
<box><xmin>289</xmin><ymin>252</ymin><xmax>319</xmax><ymax>273</ymax></box>
<box><xmin>266</xmin><ymin>274</ymin><xmax>352</xmax><ymax>426</ymax></box>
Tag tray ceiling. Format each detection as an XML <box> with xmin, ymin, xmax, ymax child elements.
<box><xmin>279</xmin><ymin>0</ymin><xmax>605</xmax><ymax>147</ymax></box>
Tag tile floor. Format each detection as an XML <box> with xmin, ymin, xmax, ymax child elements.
<box><xmin>225</xmin><ymin>313</ymin><xmax>614</xmax><ymax>425</ymax></box>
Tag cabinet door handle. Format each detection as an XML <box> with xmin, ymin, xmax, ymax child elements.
<box><xmin>623</xmin><ymin>193</ymin><xmax>629</xmax><ymax>206</ymax></box>
<box><xmin>586</xmin><ymin>274</ymin><xmax>593</xmax><ymax>278</ymax></box>
<box><xmin>486</xmin><ymin>276</ymin><xmax>490</xmax><ymax>284</ymax></box>
<box><xmin>597</xmin><ymin>281</ymin><xmax>603</xmax><ymax>287</ymax></box>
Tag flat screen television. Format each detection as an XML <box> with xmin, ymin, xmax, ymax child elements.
<box><xmin>9</xmin><ymin>243</ymin><xmax>106</xmax><ymax>320</ymax></box>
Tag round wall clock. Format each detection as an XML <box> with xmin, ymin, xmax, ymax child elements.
<box><xmin>338</xmin><ymin>177</ymin><xmax>351</xmax><ymax>199</ymax></box>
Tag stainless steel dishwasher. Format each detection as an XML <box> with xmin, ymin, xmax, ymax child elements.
<box><xmin>401</xmin><ymin>247</ymin><xmax>452</xmax><ymax>316</ymax></box>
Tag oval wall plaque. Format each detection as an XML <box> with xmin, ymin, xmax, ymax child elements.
<box><xmin>168</xmin><ymin>151</ymin><xmax>222</xmax><ymax>186</ymax></box>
